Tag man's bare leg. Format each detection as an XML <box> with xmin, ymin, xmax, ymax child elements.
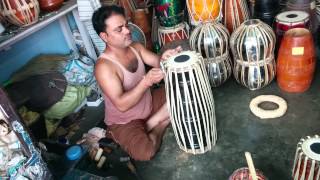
<box><xmin>146</xmin><ymin>102</ymin><xmax>170</xmax><ymax>131</ymax></box>
<box><xmin>148</xmin><ymin>118</ymin><xmax>170</xmax><ymax>152</ymax></box>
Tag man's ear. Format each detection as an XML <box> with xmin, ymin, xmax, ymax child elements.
<box><xmin>99</xmin><ymin>32</ymin><xmax>108</xmax><ymax>43</ymax></box>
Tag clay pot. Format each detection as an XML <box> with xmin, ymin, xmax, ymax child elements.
<box><xmin>39</xmin><ymin>0</ymin><xmax>64</xmax><ymax>12</ymax></box>
<box><xmin>277</xmin><ymin>28</ymin><xmax>315</xmax><ymax>93</ymax></box>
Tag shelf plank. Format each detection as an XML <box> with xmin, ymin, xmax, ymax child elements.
<box><xmin>0</xmin><ymin>0</ymin><xmax>77</xmax><ymax>51</ymax></box>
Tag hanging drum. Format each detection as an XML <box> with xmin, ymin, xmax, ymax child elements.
<box><xmin>222</xmin><ymin>0</ymin><xmax>250</xmax><ymax>33</ymax></box>
<box><xmin>277</xmin><ymin>28</ymin><xmax>315</xmax><ymax>93</ymax></box>
<box><xmin>161</xmin><ymin>51</ymin><xmax>217</xmax><ymax>154</ymax></box>
<box><xmin>154</xmin><ymin>0</ymin><xmax>184</xmax><ymax>27</ymax></box>
<box><xmin>158</xmin><ymin>22</ymin><xmax>189</xmax><ymax>47</ymax></box>
<box><xmin>187</xmin><ymin>0</ymin><xmax>222</xmax><ymax>25</ymax></box>
<box><xmin>275</xmin><ymin>11</ymin><xmax>310</xmax><ymax>47</ymax></box>
<box><xmin>292</xmin><ymin>135</ymin><xmax>320</xmax><ymax>180</ymax></box>
<box><xmin>38</xmin><ymin>0</ymin><xmax>64</xmax><ymax>12</ymax></box>
<box><xmin>189</xmin><ymin>22</ymin><xmax>232</xmax><ymax>87</ymax></box>
<box><xmin>0</xmin><ymin>0</ymin><xmax>39</xmax><ymax>27</ymax></box>
<box><xmin>230</xmin><ymin>19</ymin><xmax>276</xmax><ymax>90</ymax></box>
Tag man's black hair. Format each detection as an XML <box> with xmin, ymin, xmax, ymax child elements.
<box><xmin>92</xmin><ymin>5</ymin><xmax>125</xmax><ymax>35</ymax></box>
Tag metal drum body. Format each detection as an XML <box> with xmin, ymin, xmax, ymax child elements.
<box><xmin>161</xmin><ymin>51</ymin><xmax>217</xmax><ymax>154</ymax></box>
<box><xmin>0</xmin><ymin>0</ymin><xmax>39</xmax><ymax>26</ymax></box>
<box><xmin>190</xmin><ymin>22</ymin><xmax>232</xmax><ymax>87</ymax></box>
<box><xmin>155</xmin><ymin>0</ymin><xmax>184</xmax><ymax>27</ymax></box>
<box><xmin>222</xmin><ymin>0</ymin><xmax>250</xmax><ymax>33</ymax></box>
<box><xmin>292</xmin><ymin>135</ymin><xmax>320</xmax><ymax>180</ymax></box>
<box><xmin>230</xmin><ymin>19</ymin><xmax>276</xmax><ymax>90</ymax></box>
<box><xmin>187</xmin><ymin>0</ymin><xmax>221</xmax><ymax>25</ymax></box>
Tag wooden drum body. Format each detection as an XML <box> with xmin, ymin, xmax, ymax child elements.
<box><xmin>0</xmin><ymin>0</ymin><xmax>39</xmax><ymax>26</ymax></box>
<box><xmin>292</xmin><ymin>135</ymin><xmax>320</xmax><ymax>180</ymax></box>
<box><xmin>277</xmin><ymin>28</ymin><xmax>315</xmax><ymax>93</ymax></box>
<box><xmin>190</xmin><ymin>22</ymin><xmax>232</xmax><ymax>87</ymax></box>
<box><xmin>187</xmin><ymin>0</ymin><xmax>221</xmax><ymax>25</ymax></box>
<box><xmin>222</xmin><ymin>0</ymin><xmax>250</xmax><ymax>33</ymax></box>
<box><xmin>161</xmin><ymin>51</ymin><xmax>217</xmax><ymax>154</ymax></box>
<box><xmin>230</xmin><ymin>19</ymin><xmax>276</xmax><ymax>90</ymax></box>
<box><xmin>158</xmin><ymin>22</ymin><xmax>189</xmax><ymax>47</ymax></box>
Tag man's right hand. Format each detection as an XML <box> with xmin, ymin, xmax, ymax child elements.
<box><xmin>143</xmin><ymin>68</ymin><xmax>164</xmax><ymax>87</ymax></box>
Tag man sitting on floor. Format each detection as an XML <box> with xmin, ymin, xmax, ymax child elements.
<box><xmin>92</xmin><ymin>5</ymin><xmax>182</xmax><ymax>161</ymax></box>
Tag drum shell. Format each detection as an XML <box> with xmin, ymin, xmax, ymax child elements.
<box><xmin>155</xmin><ymin>0</ymin><xmax>184</xmax><ymax>27</ymax></box>
<box><xmin>222</xmin><ymin>0</ymin><xmax>250</xmax><ymax>33</ymax></box>
<box><xmin>277</xmin><ymin>28</ymin><xmax>315</xmax><ymax>93</ymax></box>
<box><xmin>158</xmin><ymin>23</ymin><xmax>189</xmax><ymax>47</ymax></box>
<box><xmin>187</xmin><ymin>0</ymin><xmax>221</xmax><ymax>24</ymax></box>
<box><xmin>229</xmin><ymin>167</ymin><xmax>267</xmax><ymax>180</ymax></box>
<box><xmin>0</xmin><ymin>0</ymin><xmax>39</xmax><ymax>26</ymax></box>
<box><xmin>38</xmin><ymin>0</ymin><xmax>64</xmax><ymax>12</ymax></box>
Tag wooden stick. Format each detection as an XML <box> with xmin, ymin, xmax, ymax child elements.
<box><xmin>245</xmin><ymin>152</ymin><xmax>258</xmax><ymax>180</ymax></box>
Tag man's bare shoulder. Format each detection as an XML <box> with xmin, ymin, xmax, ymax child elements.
<box><xmin>131</xmin><ymin>42</ymin><xmax>145</xmax><ymax>51</ymax></box>
<box><xmin>95</xmin><ymin>57</ymin><xmax>117</xmax><ymax>76</ymax></box>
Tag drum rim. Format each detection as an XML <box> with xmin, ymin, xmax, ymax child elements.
<box><xmin>164</xmin><ymin>51</ymin><xmax>201</xmax><ymax>68</ymax></box>
<box><xmin>276</xmin><ymin>11</ymin><xmax>309</xmax><ymax>25</ymax></box>
<box><xmin>301</xmin><ymin>136</ymin><xmax>320</xmax><ymax>161</ymax></box>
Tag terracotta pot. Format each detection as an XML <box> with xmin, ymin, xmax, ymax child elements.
<box><xmin>187</xmin><ymin>0</ymin><xmax>221</xmax><ymax>25</ymax></box>
<box><xmin>277</xmin><ymin>28</ymin><xmax>315</xmax><ymax>93</ymax></box>
<box><xmin>0</xmin><ymin>0</ymin><xmax>39</xmax><ymax>26</ymax></box>
<box><xmin>222</xmin><ymin>0</ymin><xmax>250</xmax><ymax>33</ymax></box>
<box><xmin>39</xmin><ymin>0</ymin><xmax>64</xmax><ymax>12</ymax></box>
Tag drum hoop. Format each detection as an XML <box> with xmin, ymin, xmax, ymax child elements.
<box><xmin>235</xmin><ymin>56</ymin><xmax>274</xmax><ymax>66</ymax></box>
<box><xmin>276</xmin><ymin>11</ymin><xmax>309</xmax><ymax>25</ymax></box>
<box><xmin>301</xmin><ymin>137</ymin><xmax>320</xmax><ymax>161</ymax></box>
<box><xmin>164</xmin><ymin>51</ymin><xmax>201</xmax><ymax>68</ymax></box>
<box><xmin>159</xmin><ymin>22</ymin><xmax>186</xmax><ymax>32</ymax></box>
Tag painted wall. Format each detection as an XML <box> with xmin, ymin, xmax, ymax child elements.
<box><xmin>0</xmin><ymin>14</ymin><xmax>77</xmax><ymax>85</ymax></box>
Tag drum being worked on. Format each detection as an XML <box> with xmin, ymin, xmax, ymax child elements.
<box><xmin>222</xmin><ymin>0</ymin><xmax>250</xmax><ymax>33</ymax></box>
<box><xmin>187</xmin><ymin>0</ymin><xmax>222</xmax><ymax>25</ymax></box>
<box><xmin>230</xmin><ymin>19</ymin><xmax>276</xmax><ymax>90</ymax></box>
<box><xmin>0</xmin><ymin>0</ymin><xmax>40</xmax><ymax>26</ymax></box>
<box><xmin>292</xmin><ymin>135</ymin><xmax>320</xmax><ymax>180</ymax></box>
<box><xmin>190</xmin><ymin>22</ymin><xmax>232</xmax><ymax>87</ymax></box>
<box><xmin>161</xmin><ymin>51</ymin><xmax>217</xmax><ymax>154</ymax></box>
<box><xmin>158</xmin><ymin>22</ymin><xmax>189</xmax><ymax>47</ymax></box>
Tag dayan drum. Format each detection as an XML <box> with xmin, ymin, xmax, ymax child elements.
<box><xmin>161</xmin><ymin>51</ymin><xmax>217</xmax><ymax>154</ymax></box>
<box><xmin>0</xmin><ymin>0</ymin><xmax>39</xmax><ymax>27</ymax></box>
<box><xmin>158</xmin><ymin>22</ymin><xmax>189</xmax><ymax>47</ymax></box>
<box><xmin>187</xmin><ymin>0</ymin><xmax>222</xmax><ymax>25</ymax></box>
<box><xmin>155</xmin><ymin>0</ymin><xmax>184</xmax><ymax>27</ymax></box>
<box><xmin>230</xmin><ymin>19</ymin><xmax>276</xmax><ymax>90</ymax></box>
<box><xmin>275</xmin><ymin>11</ymin><xmax>310</xmax><ymax>44</ymax></box>
<box><xmin>292</xmin><ymin>135</ymin><xmax>320</xmax><ymax>180</ymax></box>
<box><xmin>190</xmin><ymin>21</ymin><xmax>232</xmax><ymax>87</ymax></box>
<box><xmin>222</xmin><ymin>0</ymin><xmax>250</xmax><ymax>33</ymax></box>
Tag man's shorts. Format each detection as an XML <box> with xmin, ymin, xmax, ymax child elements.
<box><xmin>106</xmin><ymin>86</ymin><xmax>166</xmax><ymax>161</ymax></box>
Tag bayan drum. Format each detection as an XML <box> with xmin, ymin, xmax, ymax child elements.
<box><xmin>275</xmin><ymin>11</ymin><xmax>310</xmax><ymax>44</ymax></box>
<box><xmin>190</xmin><ymin>21</ymin><xmax>232</xmax><ymax>87</ymax></box>
<box><xmin>161</xmin><ymin>51</ymin><xmax>217</xmax><ymax>154</ymax></box>
<box><xmin>292</xmin><ymin>135</ymin><xmax>320</xmax><ymax>180</ymax></box>
<box><xmin>277</xmin><ymin>28</ymin><xmax>315</xmax><ymax>93</ymax></box>
<box><xmin>230</xmin><ymin>19</ymin><xmax>276</xmax><ymax>90</ymax></box>
<box><xmin>0</xmin><ymin>0</ymin><xmax>39</xmax><ymax>26</ymax></box>
<box><xmin>229</xmin><ymin>167</ymin><xmax>267</xmax><ymax>180</ymax></box>
<box><xmin>155</xmin><ymin>0</ymin><xmax>184</xmax><ymax>27</ymax></box>
<box><xmin>158</xmin><ymin>22</ymin><xmax>189</xmax><ymax>47</ymax></box>
<box><xmin>222</xmin><ymin>0</ymin><xmax>250</xmax><ymax>33</ymax></box>
<box><xmin>187</xmin><ymin>0</ymin><xmax>222</xmax><ymax>25</ymax></box>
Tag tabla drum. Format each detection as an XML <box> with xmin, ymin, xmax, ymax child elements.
<box><xmin>0</xmin><ymin>0</ymin><xmax>39</xmax><ymax>27</ymax></box>
<box><xmin>187</xmin><ymin>0</ymin><xmax>222</xmax><ymax>25</ymax></box>
<box><xmin>275</xmin><ymin>11</ymin><xmax>310</xmax><ymax>44</ymax></box>
<box><xmin>292</xmin><ymin>135</ymin><xmax>320</xmax><ymax>180</ymax></box>
<box><xmin>161</xmin><ymin>51</ymin><xmax>217</xmax><ymax>154</ymax></box>
<box><xmin>128</xmin><ymin>22</ymin><xmax>147</xmax><ymax>47</ymax></box>
<box><xmin>230</xmin><ymin>19</ymin><xmax>276</xmax><ymax>90</ymax></box>
<box><xmin>158</xmin><ymin>22</ymin><xmax>189</xmax><ymax>47</ymax></box>
<box><xmin>154</xmin><ymin>0</ymin><xmax>184</xmax><ymax>27</ymax></box>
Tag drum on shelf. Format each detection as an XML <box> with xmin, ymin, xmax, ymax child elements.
<box><xmin>0</xmin><ymin>0</ymin><xmax>40</xmax><ymax>27</ymax></box>
<box><xmin>161</xmin><ymin>51</ymin><xmax>217</xmax><ymax>154</ymax></box>
<box><xmin>187</xmin><ymin>0</ymin><xmax>222</xmax><ymax>25</ymax></box>
<box><xmin>230</xmin><ymin>19</ymin><xmax>276</xmax><ymax>90</ymax></box>
<box><xmin>222</xmin><ymin>0</ymin><xmax>250</xmax><ymax>33</ymax></box>
<box><xmin>154</xmin><ymin>0</ymin><xmax>184</xmax><ymax>27</ymax></box>
<box><xmin>129</xmin><ymin>22</ymin><xmax>147</xmax><ymax>47</ymax></box>
<box><xmin>158</xmin><ymin>22</ymin><xmax>189</xmax><ymax>47</ymax></box>
<box><xmin>292</xmin><ymin>135</ymin><xmax>320</xmax><ymax>180</ymax></box>
<box><xmin>189</xmin><ymin>21</ymin><xmax>232</xmax><ymax>87</ymax></box>
<box><xmin>38</xmin><ymin>0</ymin><xmax>64</xmax><ymax>12</ymax></box>
<box><xmin>275</xmin><ymin>11</ymin><xmax>310</xmax><ymax>44</ymax></box>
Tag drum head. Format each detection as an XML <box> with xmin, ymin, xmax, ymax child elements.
<box><xmin>165</xmin><ymin>51</ymin><xmax>200</xmax><ymax>68</ymax></box>
<box><xmin>128</xmin><ymin>22</ymin><xmax>146</xmax><ymax>47</ymax></box>
<box><xmin>276</xmin><ymin>11</ymin><xmax>309</xmax><ymax>25</ymax></box>
<box><xmin>301</xmin><ymin>136</ymin><xmax>320</xmax><ymax>161</ymax></box>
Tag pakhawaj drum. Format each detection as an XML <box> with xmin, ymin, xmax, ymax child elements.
<box><xmin>187</xmin><ymin>0</ymin><xmax>222</xmax><ymax>25</ymax></box>
<box><xmin>190</xmin><ymin>22</ymin><xmax>232</xmax><ymax>87</ymax></box>
<box><xmin>292</xmin><ymin>135</ymin><xmax>320</xmax><ymax>180</ymax></box>
<box><xmin>230</xmin><ymin>19</ymin><xmax>276</xmax><ymax>90</ymax></box>
<box><xmin>161</xmin><ymin>51</ymin><xmax>217</xmax><ymax>154</ymax></box>
<box><xmin>158</xmin><ymin>22</ymin><xmax>190</xmax><ymax>47</ymax></box>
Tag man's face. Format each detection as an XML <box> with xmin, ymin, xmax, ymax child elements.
<box><xmin>104</xmin><ymin>14</ymin><xmax>132</xmax><ymax>48</ymax></box>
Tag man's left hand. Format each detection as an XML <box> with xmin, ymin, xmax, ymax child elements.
<box><xmin>160</xmin><ymin>46</ymin><xmax>183</xmax><ymax>61</ymax></box>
